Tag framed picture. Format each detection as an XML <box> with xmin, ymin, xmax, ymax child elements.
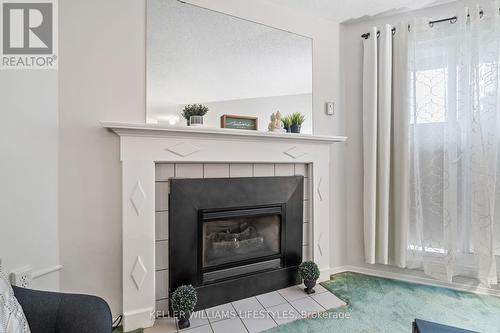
<box><xmin>220</xmin><ymin>115</ymin><xmax>258</xmax><ymax>130</ymax></box>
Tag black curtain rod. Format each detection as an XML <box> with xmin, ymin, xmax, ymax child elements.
<box><xmin>361</xmin><ymin>27</ymin><xmax>396</xmax><ymax>39</ymax></box>
<box><xmin>360</xmin><ymin>9</ymin><xmax>489</xmax><ymax>39</ymax></box>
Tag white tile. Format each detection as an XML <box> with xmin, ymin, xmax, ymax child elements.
<box><xmin>303</xmin><ymin>223</ymin><xmax>311</xmax><ymax>246</ymax></box>
<box><xmin>255</xmin><ymin>291</ymin><xmax>286</xmax><ymax>308</ymax></box>
<box><xmin>232</xmin><ymin>297</ymin><xmax>263</xmax><ymax>313</ymax></box>
<box><xmin>203</xmin><ymin>164</ymin><xmax>229</xmax><ymax>178</ymax></box>
<box><xmin>147</xmin><ymin>317</ymin><xmax>177</xmax><ymax>333</ymax></box>
<box><xmin>302</xmin><ymin>245</ymin><xmax>312</xmax><ymax>261</ymax></box>
<box><xmin>186</xmin><ymin>310</ymin><xmax>209</xmax><ymax>329</ymax></box>
<box><xmin>290</xmin><ymin>297</ymin><xmax>325</xmax><ymax>318</ymax></box>
<box><xmin>156</xmin><ymin>240</ymin><xmax>169</xmax><ymax>270</ymax></box>
<box><xmin>184</xmin><ymin>324</ymin><xmax>212</xmax><ymax>333</ymax></box>
<box><xmin>303</xmin><ymin>201</ymin><xmax>310</xmax><ymax>223</ymax></box>
<box><xmin>155</xmin><ymin>270</ymin><xmax>169</xmax><ymax>300</ymax></box>
<box><xmin>232</xmin><ymin>298</ymin><xmax>276</xmax><ymax>332</ymax></box>
<box><xmin>253</xmin><ymin>164</ymin><xmax>275</xmax><ymax>177</ymax></box>
<box><xmin>294</xmin><ymin>164</ymin><xmax>308</xmax><ymax>177</ymax></box>
<box><xmin>155</xmin><ymin>299</ymin><xmax>169</xmax><ymax>316</ymax></box>
<box><xmin>156</xmin><ymin>211</ymin><xmax>168</xmax><ymax>241</ymax></box>
<box><xmin>229</xmin><ymin>164</ymin><xmax>253</xmax><ymax>177</ymax></box>
<box><xmin>301</xmin><ymin>283</ymin><xmax>327</xmax><ymax>294</ymax></box>
<box><xmin>211</xmin><ymin>317</ymin><xmax>247</xmax><ymax>333</ymax></box>
<box><xmin>278</xmin><ymin>285</ymin><xmax>308</xmax><ymax>303</ymax></box>
<box><xmin>155</xmin><ymin>182</ymin><xmax>169</xmax><ymax>211</ymax></box>
<box><xmin>240</xmin><ymin>315</ymin><xmax>276</xmax><ymax>333</ymax></box>
<box><xmin>266</xmin><ymin>303</ymin><xmax>301</xmax><ymax>325</ymax></box>
<box><xmin>311</xmin><ymin>292</ymin><xmax>346</xmax><ymax>310</ymax></box>
<box><xmin>205</xmin><ymin>303</ymin><xmax>238</xmax><ymax>323</ymax></box>
<box><xmin>175</xmin><ymin>163</ymin><xmax>203</xmax><ymax>178</ymax></box>
<box><xmin>156</xmin><ymin>163</ymin><xmax>175</xmax><ymax>181</ymax></box>
<box><xmin>275</xmin><ymin>164</ymin><xmax>295</xmax><ymax>176</ymax></box>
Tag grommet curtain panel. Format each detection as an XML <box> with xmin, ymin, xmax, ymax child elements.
<box><xmin>362</xmin><ymin>2</ymin><xmax>500</xmax><ymax>286</ymax></box>
<box><xmin>362</xmin><ymin>23</ymin><xmax>410</xmax><ymax>267</ymax></box>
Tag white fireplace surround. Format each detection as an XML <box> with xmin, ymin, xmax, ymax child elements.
<box><xmin>102</xmin><ymin>122</ymin><xmax>347</xmax><ymax>331</ymax></box>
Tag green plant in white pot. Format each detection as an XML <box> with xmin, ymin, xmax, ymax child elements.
<box><xmin>171</xmin><ymin>285</ymin><xmax>197</xmax><ymax>329</ymax></box>
<box><xmin>298</xmin><ymin>261</ymin><xmax>320</xmax><ymax>294</ymax></box>
<box><xmin>181</xmin><ymin>104</ymin><xmax>209</xmax><ymax>126</ymax></box>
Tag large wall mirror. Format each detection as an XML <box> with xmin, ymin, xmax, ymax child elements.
<box><xmin>147</xmin><ymin>0</ymin><xmax>313</xmax><ymax>134</ymax></box>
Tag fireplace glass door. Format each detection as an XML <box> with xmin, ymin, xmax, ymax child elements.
<box><xmin>201</xmin><ymin>206</ymin><xmax>283</xmax><ymax>275</ymax></box>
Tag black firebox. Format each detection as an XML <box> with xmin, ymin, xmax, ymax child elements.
<box><xmin>169</xmin><ymin>176</ymin><xmax>303</xmax><ymax>310</ymax></box>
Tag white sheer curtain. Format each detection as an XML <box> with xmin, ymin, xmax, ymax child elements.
<box><xmin>407</xmin><ymin>4</ymin><xmax>500</xmax><ymax>285</ymax></box>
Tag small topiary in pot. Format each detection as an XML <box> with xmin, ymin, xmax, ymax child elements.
<box><xmin>298</xmin><ymin>261</ymin><xmax>320</xmax><ymax>294</ymax></box>
<box><xmin>171</xmin><ymin>285</ymin><xmax>198</xmax><ymax>329</ymax></box>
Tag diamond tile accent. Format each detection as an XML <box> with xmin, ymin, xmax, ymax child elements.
<box><xmin>130</xmin><ymin>181</ymin><xmax>146</xmax><ymax>215</ymax></box>
<box><xmin>131</xmin><ymin>256</ymin><xmax>147</xmax><ymax>290</ymax></box>
<box><xmin>283</xmin><ymin>147</ymin><xmax>308</xmax><ymax>159</ymax></box>
<box><xmin>317</xmin><ymin>177</ymin><xmax>324</xmax><ymax>201</ymax></box>
<box><xmin>165</xmin><ymin>142</ymin><xmax>201</xmax><ymax>157</ymax></box>
<box><xmin>317</xmin><ymin>233</ymin><xmax>324</xmax><ymax>257</ymax></box>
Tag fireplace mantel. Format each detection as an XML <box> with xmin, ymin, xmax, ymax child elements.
<box><xmin>102</xmin><ymin>121</ymin><xmax>346</xmax><ymax>331</ymax></box>
<box><xmin>101</xmin><ymin>121</ymin><xmax>347</xmax><ymax>143</ymax></box>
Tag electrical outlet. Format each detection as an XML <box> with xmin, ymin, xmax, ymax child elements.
<box><xmin>10</xmin><ymin>266</ymin><xmax>32</xmax><ymax>288</ymax></box>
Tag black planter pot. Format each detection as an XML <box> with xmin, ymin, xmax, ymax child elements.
<box><xmin>303</xmin><ymin>279</ymin><xmax>317</xmax><ymax>294</ymax></box>
<box><xmin>178</xmin><ymin>317</ymin><xmax>190</xmax><ymax>330</ymax></box>
<box><xmin>290</xmin><ymin>124</ymin><xmax>301</xmax><ymax>133</ymax></box>
<box><xmin>176</xmin><ymin>311</ymin><xmax>192</xmax><ymax>330</ymax></box>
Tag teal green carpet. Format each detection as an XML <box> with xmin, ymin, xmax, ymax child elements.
<box><xmin>266</xmin><ymin>272</ymin><xmax>500</xmax><ymax>333</ymax></box>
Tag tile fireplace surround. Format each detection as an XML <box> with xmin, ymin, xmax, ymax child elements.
<box><xmin>102</xmin><ymin>122</ymin><xmax>347</xmax><ymax>331</ymax></box>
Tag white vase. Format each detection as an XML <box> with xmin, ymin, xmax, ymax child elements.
<box><xmin>189</xmin><ymin>116</ymin><xmax>204</xmax><ymax>126</ymax></box>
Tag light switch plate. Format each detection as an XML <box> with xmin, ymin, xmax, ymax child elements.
<box><xmin>326</xmin><ymin>102</ymin><xmax>335</xmax><ymax>115</ymax></box>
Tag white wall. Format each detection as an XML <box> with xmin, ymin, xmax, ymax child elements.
<box><xmin>0</xmin><ymin>69</ymin><xmax>59</xmax><ymax>291</ymax></box>
<box><xmin>58</xmin><ymin>0</ymin><xmax>146</xmax><ymax>315</ymax></box>
<box><xmin>340</xmin><ymin>0</ymin><xmax>477</xmax><ymax>268</ymax></box>
<box><xmin>58</xmin><ymin>0</ymin><xmax>345</xmax><ymax>317</ymax></box>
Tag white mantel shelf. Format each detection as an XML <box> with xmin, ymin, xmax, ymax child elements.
<box><xmin>101</xmin><ymin>121</ymin><xmax>347</xmax><ymax>143</ymax></box>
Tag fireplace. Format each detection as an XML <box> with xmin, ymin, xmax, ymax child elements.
<box><xmin>169</xmin><ymin>176</ymin><xmax>303</xmax><ymax>310</ymax></box>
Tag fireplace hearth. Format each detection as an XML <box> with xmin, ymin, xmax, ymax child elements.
<box><xmin>169</xmin><ymin>176</ymin><xmax>304</xmax><ymax>310</ymax></box>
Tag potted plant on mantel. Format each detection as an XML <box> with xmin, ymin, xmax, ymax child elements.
<box><xmin>282</xmin><ymin>115</ymin><xmax>292</xmax><ymax>133</ymax></box>
<box><xmin>298</xmin><ymin>261</ymin><xmax>320</xmax><ymax>294</ymax></box>
<box><xmin>289</xmin><ymin>112</ymin><xmax>306</xmax><ymax>133</ymax></box>
<box><xmin>181</xmin><ymin>104</ymin><xmax>209</xmax><ymax>126</ymax></box>
<box><xmin>171</xmin><ymin>285</ymin><xmax>198</xmax><ymax>329</ymax></box>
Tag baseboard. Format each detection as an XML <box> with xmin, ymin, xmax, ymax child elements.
<box><xmin>123</xmin><ymin>307</ymin><xmax>155</xmax><ymax>332</ymax></box>
<box><xmin>319</xmin><ymin>267</ymin><xmax>331</xmax><ymax>283</ymax></box>
<box><xmin>328</xmin><ymin>265</ymin><xmax>500</xmax><ymax>298</ymax></box>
